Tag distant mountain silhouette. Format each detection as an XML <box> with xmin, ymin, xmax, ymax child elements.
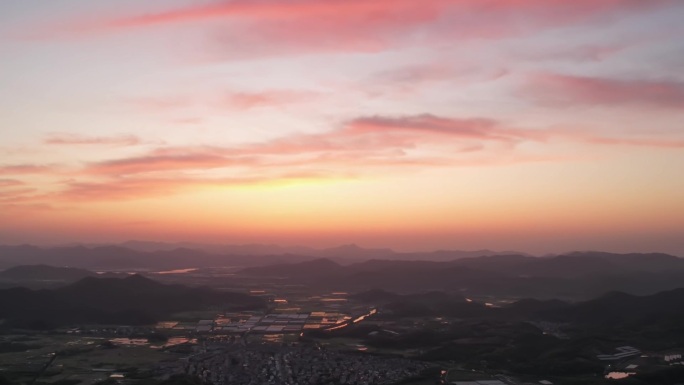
<box><xmin>0</xmin><ymin>244</ymin><xmax>317</xmax><ymax>270</ymax></box>
<box><xmin>115</xmin><ymin>240</ymin><xmax>524</xmax><ymax>261</ymax></box>
<box><xmin>237</xmin><ymin>252</ymin><xmax>684</xmax><ymax>299</ymax></box>
<box><xmin>564</xmin><ymin>251</ymin><xmax>684</xmax><ymax>273</ymax></box>
<box><xmin>0</xmin><ymin>264</ymin><xmax>97</xmax><ymax>281</ymax></box>
<box><xmin>0</xmin><ymin>274</ymin><xmax>264</xmax><ymax>329</ymax></box>
<box><xmin>0</xmin><ymin>243</ymin><xmax>527</xmax><ymax>269</ymax></box>
<box><xmin>117</xmin><ymin>241</ymin><xmax>319</xmax><ymax>256</ymax></box>
<box><xmin>449</xmin><ymin>252</ymin><xmax>684</xmax><ymax>277</ymax></box>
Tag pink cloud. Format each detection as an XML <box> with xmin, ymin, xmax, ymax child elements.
<box><xmin>30</xmin><ymin>0</ymin><xmax>679</xmax><ymax>57</ymax></box>
<box><xmin>345</xmin><ymin>115</ymin><xmax>546</xmax><ymax>143</ymax></box>
<box><xmin>524</xmin><ymin>73</ymin><xmax>684</xmax><ymax>109</ymax></box>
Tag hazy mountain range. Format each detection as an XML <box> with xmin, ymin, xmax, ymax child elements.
<box><xmin>0</xmin><ymin>243</ymin><xmax>528</xmax><ymax>270</ymax></box>
<box><xmin>1</xmin><ymin>243</ymin><xmax>683</xmax><ymax>299</ymax></box>
<box><xmin>238</xmin><ymin>252</ymin><xmax>684</xmax><ymax>299</ymax></box>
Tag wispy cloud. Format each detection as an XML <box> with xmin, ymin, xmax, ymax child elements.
<box><xmin>79</xmin><ymin>114</ymin><xmax>528</xmax><ymax>177</ymax></box>
<box><xmin>523</xmin><ymin>73</ymin><xmax>684</xmax><ymax>109</ymax></box>
<box><xmin>0</xmin><ymin>164</ymin><xmax>57</xmax><ymax>175</ymax></box>
<box><xmin>44</xmin><ymin>133</ymin><xmax>143</xmax><ymax>146</ymax></box>
<box><xmin>85</xmin><ymin>152</ymin><xmax>261</xmax><ymax>176</ymax></box>
<box><xmin>226</xmin><ymin>90</ymin><xmax>320</xmax><ymax>109</ymax></box>
<box><xmin>0</xmin><ymin>179</ymin><xmax>25</xmax><ymax>188</ymax></box>
<box><xmin>124</xmin><ymin>96</ymin><xmax>195</xmax><ymax>113</ymax></box>
<box><xmin>172</xmin><ymin>117</ymin><xmax>204</xmax><ymax>125</ymax></box>
<box><xmin>55</xmin><ymin>173</ymin><xmax>346</xmax><ymax>201</ymax></box>
<box><xmin>0</xmin><ymin>187</ymin><xmax>38</xmax><ymax>201</ymax></box>
<box><xmin>514</xmin><ymin>43</ymin><xmax>632</xmax><ymax>63</ymax></box>
<box><xmin>345</xmin><ymin>115</ymin><xmax>546</xmax><ymax>143</ymax></box>
<box><xmin>582</xmin><ymin>136</ymin><xmax>684</xmax><ymax>148</ymax></box>
<box><xmin>365</xmin><ymin>63</ymin><xmax>509</xmax><ymax>97</ymax></box>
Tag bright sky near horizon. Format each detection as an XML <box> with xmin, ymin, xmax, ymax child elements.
<box><xmin>1</xmin><ymin>0</ymin><xmax>684</xmax><ymax>255</ymax></box>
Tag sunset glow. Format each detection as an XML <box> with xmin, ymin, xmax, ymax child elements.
<box><xmin>1</xmin><ymin>0</ymin><xmax>683</xmax><ymax>254</ymax></box>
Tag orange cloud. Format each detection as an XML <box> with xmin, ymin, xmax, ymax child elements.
<box><xmin>0</xmin><ymin>183</ymin><xmax>44</xmax><ymax>212</ymax></box>
<box><xmin>55</xmin><ymin>173</ymin><xmax>343</xmax><ymax>201</ymax></box>
<box><xmin>524</xmin><ymin>73</ymin><xmax>684</xmax><ymax>109</ymax></box>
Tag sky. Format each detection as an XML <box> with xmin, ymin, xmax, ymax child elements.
<box><xmin>1</xmin><ymin>0</ymin><xmax>684</xmax><ymax>255</ymax></box>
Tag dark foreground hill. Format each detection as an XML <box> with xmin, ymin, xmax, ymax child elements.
<box><xmin>499</xmin><ymin>288</ymin><xmax>684</xmax><ymax>348</ymax></box>
<box><xmin>342</xmin><ymin>287</ymin><xmax>684</xmax><ymax>379</ymax></box>
<box><xmin>349</xmin><ymin>286</ymin><xmax>684</xmax><ymax>337</ymax></box>
<box><xmin>544</xmin><ymin>288</ymin><xmax>684</xmax><ymax>328</ymax></box>
<box><xmin>0</xmin><ymin>275</ymin><xmax>264</xmax><ymax>329</ymax></box>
